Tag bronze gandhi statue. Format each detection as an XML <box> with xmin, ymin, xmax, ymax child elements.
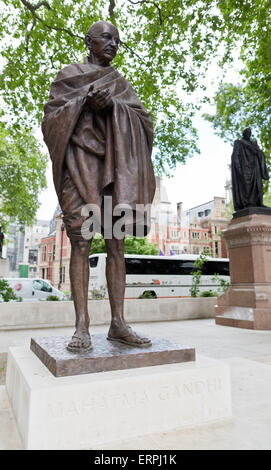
<box><xmin>42</xmin><ymin>21</ymin><xmax>156</xmax><ymax>352</ymax></box>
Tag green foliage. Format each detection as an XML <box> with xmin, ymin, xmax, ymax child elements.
<box><xmin>0</xmin><ymin>0</ymin><xmax>234</xmax><ymax>172</ymax></box>
<box><xmin>90</xmin><ymin>234</ymin><xmax>159</xmax><ymax>255</ymax></box>
<box><xmin>124</xmin><ymin>236</ymin><xmax>159</xmax><ymax>255</ymax></box>
<box><xmin>46</xmin><ymin>294</ymin><xmax>60</xmax><ymax>301</ymax></box>
<box><xmin>264</xmin><ymin>191</ymin><xmax>271</xmax><ymax>208</ymax></box>
<box><xmin>200</xmin><ymin>290</ymin><xmax>217</xmax><ymax>297</ymax></box>
<box><xmin>0</xmin><ymin>123</ymin><xmax>47</xmax><ymax>231</ymax></box>
<box><xmin>222</xmin><ymin>198</ymin><xmax>234</xmax><ymax>219</ymax></box>
<box><xmin>1</xmin><ymin>1</ymin><xmax>271</xmax><ymax>173</ymax></box>
<box><xmin>138</xmin><ymin>290</ymin><xmax>157</xmax><ymax>299</ymax></box>
<box><xmin>189</xmin><ymin>251</ymin><xmax>209</xmax><ymax>298</ymax></box>
<box><xmin>211</xmin><ymin>273</ymin><xmax>230</xmax><ymax>295</ymax></box>
<box><xmin>203</xmin><ymin>0</ymin><xmax>271</xmax><ymax>174</ymax></box>
<box><xmin>0</xmin><ymin>279</ymin><xmax>18</xmax><ymax>302</ymax></box>
<box><xmin>89</xmin><ymin>234</ymin><xmax>106</xmax><ymax>255</ymax></box>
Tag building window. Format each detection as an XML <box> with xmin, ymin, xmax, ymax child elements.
<box><xmin>52</xmin><ymin>244</ymin><xmax>56</xmax><ymax>260</ymax></box>
<box><xmin>42</xmin><ymin>268</ymin><xmax>45</xmax><ymax>279</ymax></box>
<box><xmin>215</xmin><ymin>241</ymin><xmax>219</xmax><ymax>256</ymax></box>
<box><xmin>41</xmin><ymin>246</ymin><xmax>46</xmax><ymax>262</ymax></box>
<box><xmin>192</xmin><ymin>232</ymin><xmax>200</xmax><ymax>239</ymax></box>
<box><xmin>28</xmin><ymin>249</ymin><xmax>38</xmax><ymax>265</ymax></box>
<box><xmin>171</xmin><ymin>230</ymin><xmax>179</xmax><ymax>239</ymax></box>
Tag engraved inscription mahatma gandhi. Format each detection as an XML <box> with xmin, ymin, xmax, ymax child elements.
<box><xmin>42</xmin><ymin>21</ymin><xmax>156</xmax><ymax>352</ymax></box>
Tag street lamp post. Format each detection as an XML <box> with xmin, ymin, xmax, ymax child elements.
<box><xmin>58</xmin><ymin>222</ymin><xmax>65</xmax><ymax>290</ymax></box>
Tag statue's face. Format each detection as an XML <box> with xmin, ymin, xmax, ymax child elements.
<box><xmin>243</xmin><ymin>128</ymin><xmax>252</xmax><ymax>140</ymax></box>
<box><xmin>86</xmin><ymin>22</ymin><xmax>120</xmax><ymax>66</ymax></box>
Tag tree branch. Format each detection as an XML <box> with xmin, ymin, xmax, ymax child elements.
<box><xmin>20</xmin><ymin>0</ymin><xmax>51</xmax><ymax>12</ymax></box>
<box><xmin>108</xmin><ymin>0</ymin><xmax>116</xmax><ymax>20</ymax></box>
<box><xmin>120</xmin><ymin>40</ymin><xmax>147</xmax><ymax>65</ymax></box>
<box><xmin>127</xmin><ymin>0</ymin><xmax>164</xmax><ymax>25</ymax></box>
<box><xmin>20</xmin><ymin>0</ymin><xmax>84</xmax><ymax>41</ymax></box>
<box><xmin>25</xmin><ymin>16</ymin><xmax>37</xmax><ymax>50</ymax></box>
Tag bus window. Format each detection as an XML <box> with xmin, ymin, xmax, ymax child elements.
<box><xmin>89</xmin><ymin>257</ymin><xmax>99</xmax><ymax>268</ymax></box>
<box><xmin>204</xmin><ymin>261</ymin><xmax>230</xmax><ymax>276</ymax></box>
<box><xmin>125</xmin><ymin>258</ymin><xmax>196</xmax><ymax>275</ymax></box>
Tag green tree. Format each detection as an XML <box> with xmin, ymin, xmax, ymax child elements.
<box><xmin>90</xmin><ymin>234</ymin><xmax>159</xmax><ymax>255</ymax></box>
<box><xmin>0</xmin><ymin>123</ymin><xmax>47</xmax><ymax>231</ymax></box>
<box><xmin>124</xmin><ymin>236</ymin><xmax>159</xmax><ymax>255</ymax></box>
<box><xmin>0</xmin><ymin>0</ymin><xmax>232</xmax><ymax>174</ymax></box>
<box><xmin>203</xmin><ymin>0</ymin><xmax>271</xmax><ymax>173</ymax></box>
<box><xmin>1</xmin><ymin>1</ymin><xmax>271</xmax><ymax>174</ymax></box>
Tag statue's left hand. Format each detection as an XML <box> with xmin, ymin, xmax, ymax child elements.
<box><xmin>86</xmin><ymin>88</ymin><xmax>113</xmax><ymax>111</ymax></box>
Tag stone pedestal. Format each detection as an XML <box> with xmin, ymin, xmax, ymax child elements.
<box><xmin>0</xmin><ymin>258</ymin><xmax>9</xmax><ymax>277</ymax></box>
<box><xmin>30</xmin><ymin>334</ymin><xmax>196</xmax><ymax>377</ymax></box>
<box><xmin>6</xmin><ymin>347</ymin><xmax>232</xmax><ymax>450</ymax></box>
<box><xmin>215</xmin><ymin>213</ymin><xmax>271</xmax><ymax>329</ymax></box>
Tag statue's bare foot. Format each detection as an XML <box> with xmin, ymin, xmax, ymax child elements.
<box><xmin>67</xmin><ymin>329</ymin><xmax>92</xmax><ymax>353</ymax></box>
<box><xmin>107</xmin><ymin>322</ymin><xmax>152</xmax><ymax>348</ymax></box>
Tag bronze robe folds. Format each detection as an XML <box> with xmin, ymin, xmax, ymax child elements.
<box><xmin>231</xmin><ymin>138</ymin><xmax>269</xmax><ymax>211</ymax></box>
<box><xmin>42</xmin><ymin>58</ymin><xmax>156</xmax><ymax>239</ymax></box>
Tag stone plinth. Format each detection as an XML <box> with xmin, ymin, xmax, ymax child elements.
<box><xmin>215</xmin><ymin>212</ymin><xmax>271</xmax><ymax>329</ymax></box>
<box><xmin>30</xmin><ymin>334</ymin><xmax>196</xmax><ymax>377</ymax></box>
<box><xmin>6</xmin><ymin>347</ymin><xmax>232</xmax><ymax>450</ymax></box>
<box><xmin>0</xmin><ymin>258</ymin><xmax>9</xmax><ymax>277</ymax></box>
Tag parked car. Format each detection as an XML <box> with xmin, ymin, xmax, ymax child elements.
<box><xmin>2</xmin><ymin>278</ymin><xmax>66</xmax><ymax>301</ymax></box>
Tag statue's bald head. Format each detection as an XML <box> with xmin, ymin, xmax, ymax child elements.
<box><xmin>84</xmin><ymin>20</ymin><xmax>120</xmax><ymax>66</ymax></box>
<box><xmin>86</xmin><ymin>20</ymin><xmax>119</xmax><ymax>39</ymax></box>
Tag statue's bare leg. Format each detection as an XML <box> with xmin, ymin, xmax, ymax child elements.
<box><xmin>105</xmin><ymin>237</ymin><xmax>151</xmax><ymax>347</ymax></box>
<box><xmin>67</xmin><ymin>239</ymin><xmax>92</xmax><ymax>352</ymax></box>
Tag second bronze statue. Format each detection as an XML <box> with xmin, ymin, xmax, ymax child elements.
<box><xmin>231</xmin><ymin>127</ymin><xmax>269</xmax><ymax>212</ymax></box>
<box><xmin>42</xmin><ymin>21</ymin><xmax>156</xmax><ymax>352</ymax></box>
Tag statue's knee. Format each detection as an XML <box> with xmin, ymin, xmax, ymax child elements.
<box><xmin>72</xmin><ymin>240</ymin><xmax>90</xmax><ymax>256</ymax></box>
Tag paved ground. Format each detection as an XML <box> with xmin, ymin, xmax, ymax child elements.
<box><xmin>1</xmin><ymin>318</ymin><xmax>271</xmax><ymax>450</ymax></box>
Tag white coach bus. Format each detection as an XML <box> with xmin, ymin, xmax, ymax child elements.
<box><xmin>88</xmin><ymin>254</ymin><xmax>230</xmax><ymax>299</ymax></box>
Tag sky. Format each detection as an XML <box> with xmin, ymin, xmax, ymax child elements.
<box><xmin>163</xmin><ymin>114</ymin><xmax>232</xmax><ymax>211</ymax></box>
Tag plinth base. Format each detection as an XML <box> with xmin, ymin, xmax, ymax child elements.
<box><xmin>215</xmin><ymin>305</ymin><xmax>271</xmax><ymax>329</ymax></box>
<box><xmin>217</xmin><ymin>213</ymin><xmax>271</xmax><ymax>330</ymax></box>
<box><xmin>30</xmin><ymin>334</ymin><xmax>196</xmax><ymax>377</ymax></box>
<box><xmin>6</xmin><ymin>347</ymin><xmax>232</xmax><ymax>450</ymax></box>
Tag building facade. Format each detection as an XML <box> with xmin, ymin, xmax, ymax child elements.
<box><xmin>39</xmin><ymin>214</ymin><xmax>71</xmax><ymax>292</ymax></box>
<box><xmin>6</xmin><ymin>219</ymin><xmax>50</xmax><ymax>277</ymax></box>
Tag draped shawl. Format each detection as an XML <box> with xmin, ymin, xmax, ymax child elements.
<box><xmin>42</xmin><ymin>58</ymin><xmax>156</xmax><ymax>233</ymax></box>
